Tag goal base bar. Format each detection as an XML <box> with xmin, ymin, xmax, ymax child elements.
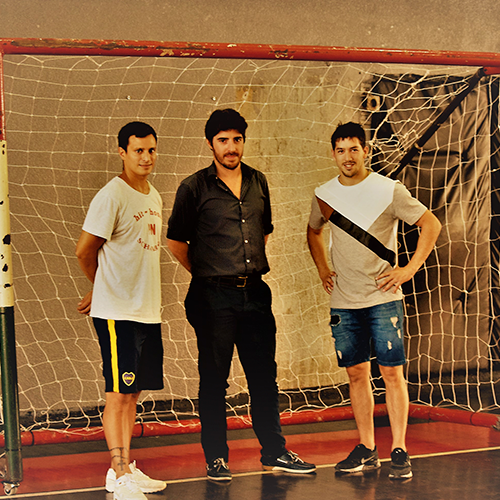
<box><xmin>4</xmin><ymin>404</ymin><xmax>499</xmax><ymax>448</ymax></box>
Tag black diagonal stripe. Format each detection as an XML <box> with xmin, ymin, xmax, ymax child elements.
<box><xmin>329</xmin><ymin>211</ymin><xmax>396</xmax><ymax>267</ymax></box>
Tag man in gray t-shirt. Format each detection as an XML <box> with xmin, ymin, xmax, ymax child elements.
<box><xmin>307</xmin><ymin>122</ymin><xmax>441</xmax><ymax>480</ymax></box>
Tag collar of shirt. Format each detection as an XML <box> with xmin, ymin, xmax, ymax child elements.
<box><xmin>206</xmin><ymin>161</ymin><xmax>253</xmax><ymax>197</ymax></box>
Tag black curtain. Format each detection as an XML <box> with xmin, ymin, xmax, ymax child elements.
<box><xmin>489</xmin><ymin>78</ymin><xmax>500</xmax><ymax>365</ymax></box>
<box><xmin>368</xmin><ymin>74</ymin><xmax>498</xmax><ymax>379</ymax></box>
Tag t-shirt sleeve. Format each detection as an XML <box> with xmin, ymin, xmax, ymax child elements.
<box><xmin>392</xmin><ymin>182</ymin><xmax>428</xmax><ymax>225</ymax></box>
<box><xmin>82</xmin><ymin>186</ymin><xmax>118</xmax><ymax>240</ymax></box>
<box><xmin>308</xmin><ymin>195</ymin><xmax>327</xmax><ymax>230</ymax></box>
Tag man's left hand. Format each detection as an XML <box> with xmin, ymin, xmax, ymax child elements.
<box><xmin>376</xmin><ymin>266</ymin><xmax>415</xmax><ymax>293</ymax></box>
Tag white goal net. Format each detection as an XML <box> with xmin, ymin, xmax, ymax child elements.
<box><xmin>1</xmin><ymin>45</ymin><xmax>500</xmax><ymax>435</ymax></box>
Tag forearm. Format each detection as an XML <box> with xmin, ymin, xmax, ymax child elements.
<box><xmin>167</xmin><ymin>239</ymin><xmax>192</xmax><ymax>273</ymax></box>
<box><xmin>405</xmin><ymin>210</ymin><xmax>442</xmax><ymax>275</ymax></box>
<box><xmin>307</xmin><ymin>225</ymin><xmax>330</xmax><ymax>276</ymax></box>
<box><xmin>75</xmin><ymin>230</ymin><xmax>105</xmax><ymax>284</ymax></box>
<box><xmin>77</xmin><ymin>255</ymin><xmax>98</xmax><ymax>283</ymax></box>
<box><xmin>307</xmin><ymin>225</ymin><xmax>335</xmax><ymax>294</ymax></box>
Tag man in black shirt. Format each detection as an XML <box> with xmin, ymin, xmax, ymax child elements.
<box><xmin>167</xmin><ymin>109</ymin><xmax>315</xmax><ymax>481</ymax></box>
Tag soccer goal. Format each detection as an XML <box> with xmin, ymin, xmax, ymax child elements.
<box><xmin>1</xmin><ymin>38</ymin><xmax>500</xmax><ymax>460</ymax></box>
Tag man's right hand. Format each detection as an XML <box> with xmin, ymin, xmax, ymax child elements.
<box><xmin>320</xmin><ymin>269</ymin><xmax>336</xmax><ymax>295</ymax></box>
<box><xmin>77</xmin><ymin>290</ymin><xmax>93</xmax><ymax>315</ymax></box>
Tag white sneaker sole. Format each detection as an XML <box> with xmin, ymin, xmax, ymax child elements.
<box><xmin>389</xmin><ymin>469</ymin><xmax>413</xmax><ymax>479</ymax></box>
<box><xmin>207</xmin><ymin>475</ymin><xmax>232</xmax><ymax>482</ymax></box>
<box><xmin>108</xmin><ymin>484</ymin><xmax>166</xmax><ymax>493</ymax></box>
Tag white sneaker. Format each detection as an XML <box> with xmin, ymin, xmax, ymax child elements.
<box><xmin>113</xmin><ymin>473</ymin><xmax>147</xmax><ymax>500</ymax></box>
<box><xmin>106</xmin><ymin>461</ymin><xmax>167</xmax><ymax>493</ymax></box>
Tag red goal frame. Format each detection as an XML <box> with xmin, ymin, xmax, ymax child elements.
<box><xmin>1</xmin><ymin>36</ymin><xmax>500</xmax><ymax>492</ymax></box>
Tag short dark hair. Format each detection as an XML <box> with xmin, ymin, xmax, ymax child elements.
<box><xmin>205</xmin><ymin>109</ymin><xmax>248</xmax><ymax>144</ymax></box>
<box><xmin>118</xmin><ymin>121</ymin><xmax>157</xmax><ymax>151</ymax></box>
<box><xmin>331</xmin><ymin>122</ymin><xmax>366</xmax><ymax>150</ymax></box>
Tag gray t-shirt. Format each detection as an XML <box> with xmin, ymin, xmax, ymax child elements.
<box><xmin>309</xmin><ymin>172</ymin><xmax>427</xmax><ymax>309</ymax></box>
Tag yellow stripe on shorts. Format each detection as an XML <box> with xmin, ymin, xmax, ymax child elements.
<box><xmin>108</xmin><ymin>320</ymin><xmax>119</xmax><ymax>392</ymax></box>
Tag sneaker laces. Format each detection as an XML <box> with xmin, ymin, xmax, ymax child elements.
<box><xmin>286</xmin><ymin>451</ymin><xmax>304</xmax><ymax>463</ymax></box>
<box><xmin>349</xmin><ymin>444</ymin><xmax>371</xmax><ymax>459</ymax></box>
<box><xmin>210</xmin><ymin>458</ymin><xmax>229</xmax><ymax>471</ymax></box>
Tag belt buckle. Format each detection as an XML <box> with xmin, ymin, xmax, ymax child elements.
<box><xmin>236</xmin><ymin>276</ymin><xmax>247</xmax><ymax>287</ymax></box>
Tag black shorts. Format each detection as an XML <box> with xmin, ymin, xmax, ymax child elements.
<box><xmin>93</xmin><ymin>318</ymin><xmax>164</xmax><ymax>394</ymax></box>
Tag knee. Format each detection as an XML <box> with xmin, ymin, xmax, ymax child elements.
<box><xmin>106</xmin><ymin>391</ymin><xmax>140</xmax><ymax>406</ymax></box>
<box><xmin>199</xmin><ymin>377</ymin><xmax>228</xmax><ymax>398</ymax></box>
<box><xmin>379</xmin><ymin>365</ymin><xmax>405</xmax><ymax>387</ymax></box>
<box><xmin>247</xmin><ymin>378</ymin><xmax>278</xmax><ymax>401</ymax></box>
<box><xmin>346</xmin><ymin>362</ymin><xmax>371</xmax><ymax>385</ymax></box>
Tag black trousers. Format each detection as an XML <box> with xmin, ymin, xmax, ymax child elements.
<box><xmin>185</xmin><ymin>278</ymin><xmax>287</xmax><ymax>463</ymax></box>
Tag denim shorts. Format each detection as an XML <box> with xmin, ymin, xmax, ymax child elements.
<box><xmin>329</xmin><ymin>300</ymin><xmax>406</xmax><ymax>368</ymax></box>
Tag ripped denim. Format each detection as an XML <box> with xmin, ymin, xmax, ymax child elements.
<box><xmin>329</xmin><ymin>300</ymin><xmax>406</xmax><ymax>368</ymax></box>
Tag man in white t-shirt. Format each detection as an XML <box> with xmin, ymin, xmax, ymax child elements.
<box><xmin>76</xmin><ymin>122</ymin><xmax>166</xmax><ymax>500</ymax></box>
<box><xmin>307</xmin><ymin>122</ymin><xmax>441</xmax><ymax>480</ymax></box>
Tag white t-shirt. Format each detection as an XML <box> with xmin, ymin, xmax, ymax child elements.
<box><xmin>83</xmin><ymin>176</ymin><xmax>162</xmax><ymax>323</ymax></box>
<box><xmin>309</xmin><ymin>172</ymin><xmax>427</xmax><ymax>309</ymax></box>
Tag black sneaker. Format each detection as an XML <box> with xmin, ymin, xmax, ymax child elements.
<box><xmin>335</xmin><ymin>444</ymin><xmax>381</xmax><ymax>473</ymax></box>
<box><xmin>261</xmin><ymin>451</ymin><xmax>316</xmax><ymax>474</ymax></box>
<box><xmin>389</xmin><ymin>448</ymin><xmax>412</xmax><ymax>479</ymax></box>
<box><xmin>206</xmin><ymin>458</ymin><xmax>232</xmax><ymax>482</ymax></box>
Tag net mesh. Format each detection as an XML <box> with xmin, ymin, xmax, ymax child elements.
<box><xmin>2</xmin><ymin>53</ymin><xmax>500</xmax><ymax>434</ymax></box>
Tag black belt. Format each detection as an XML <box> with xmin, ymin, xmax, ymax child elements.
<box><xmin>205</xmin><ymin>275</ymin><xmax>262</xmax><ymax>288</ymax></box>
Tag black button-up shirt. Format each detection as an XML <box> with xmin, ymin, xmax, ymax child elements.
<box><xmin>167</xmin><ymin>162</ymin><xmax>274</xmax><ymax>278</ymax></box>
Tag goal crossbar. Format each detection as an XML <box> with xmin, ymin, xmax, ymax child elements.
<box><xmin>1</xmin><ymin>37</ymin><xmax>500</xmax><ymax>73</ymax></box>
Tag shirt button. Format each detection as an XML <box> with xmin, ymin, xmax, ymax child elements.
<box><xmin>242</xmin><ymin>219</ymin><xmax>246</xmax><ymax>223</ymax></box>
<box><xmin>244</xmin><ymin>240</ymin><xmax>249</xmax><ymax>244</ymax></box>
<box><xmin>246</xmin><ymin>259</ymin><xmax>250</xmax><ymax>263</ymax></box>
